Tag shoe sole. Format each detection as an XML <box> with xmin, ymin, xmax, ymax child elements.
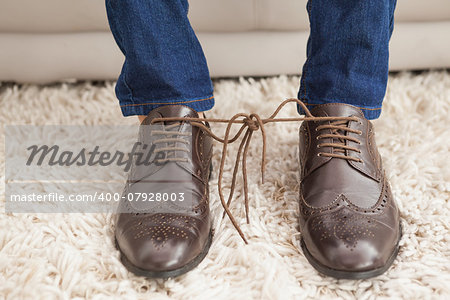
<box><xmin>115</xmin><ymin>228</ymin><xmax>213</xmax><ymax>279</ymax></box>
<box><xmin>300</xmin><ymin>224</ymin><xmax>402</xmax><ymax>279</ymax></box>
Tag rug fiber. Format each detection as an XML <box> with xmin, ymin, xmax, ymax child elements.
<box><xmin>0</xmin><ymin>71</ymin><xmax>449</xmax><ymax>299</ymax></box>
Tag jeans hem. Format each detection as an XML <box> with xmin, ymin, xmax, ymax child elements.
<box><xmin>120</xmin><ymin>95</ymin><xmax>215</xmax><ymax>116</ymax></box>
<box><xmin>297</xmin><ymin>100</ymin><xmax>382</xmax><ymax>120</ymax></box>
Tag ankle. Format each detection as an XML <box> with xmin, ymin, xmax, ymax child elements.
<box><xmin>138</xmin><ymin>115</ymin><xmax>147</xmax><ymax>123</ymax></box>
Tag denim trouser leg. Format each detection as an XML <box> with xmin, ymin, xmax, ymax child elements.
<box><xmin>298</xmin><ymin>0</ymin><xmax>397</xmax><ymax>120</ymax></box>
<box><xmin>105</xmin><ymin>0</ymin><xmax>214</xmax><ymax>116</ymax></box>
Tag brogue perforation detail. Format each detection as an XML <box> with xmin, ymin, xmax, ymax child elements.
<box><xmin>132</xmin><ymin>214</ymin><xmax>199</xmax><ymax>246</ymax></box>
<box><xmin>300</xmin><ymin>180</ymin><xmax>390</xmax><ymax>218</ymax></box>
<box><xmin>310</xmin><ymin>212</ymin><xmax>378</xmax><ymax>249</ymax></box>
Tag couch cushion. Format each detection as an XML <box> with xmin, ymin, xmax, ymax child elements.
<box><xmin>0</xmin><ymin>0</ymin><xmax>449</xmax><ymax>33</ymax></box>
<box><xmin>0</xmin><ymin>0</ymin><xmax>107</xmax><ymax>33</ymax></box>
<box><xmin>246</xmin><ymin>0</ymin><xmax>450</xmax><ymax>31</ymax></box>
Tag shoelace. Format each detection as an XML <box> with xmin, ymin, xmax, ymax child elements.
<box><xmin>316</xmin><ymin>119</ymin><xmax>363</xmax><ymax>162</ymax></box>
<box><xmin>151</xmin><ymin>98</ymin><xmax>361</xmax><ymax>243</ymax></box>
<box><xmin>151</xmin><ymin>123</ymin><xmax>191</xmax><ymax>164</ymax></box>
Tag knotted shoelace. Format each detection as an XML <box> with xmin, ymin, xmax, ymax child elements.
<box><xmin>151</xmin><ymin>98</ymin><xmax>361</xmax><ymax>243</ymax></box>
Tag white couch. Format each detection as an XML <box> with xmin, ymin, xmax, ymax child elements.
<box><xmin>1</xmin><ymin>0</ymin><xmax>450</xmax><ymax>83</ymax></box>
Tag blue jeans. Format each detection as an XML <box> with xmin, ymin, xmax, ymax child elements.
<box><xmin>106</xmin><ymin>0</ymin><xmax>396</xmax><ymax>120</ymax></box>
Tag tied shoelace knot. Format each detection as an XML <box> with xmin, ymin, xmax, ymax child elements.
<box><xmin>151</xmin><ymin>98</ymin><xmax>362</xmax><ymax>243</ymax></box>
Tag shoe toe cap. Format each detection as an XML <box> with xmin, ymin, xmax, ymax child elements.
<box><xmin>128</xmin><ymin>234</ymin><xmax>197</xmax><ymax>272</ymax></box>
<box><xmin>116</xmin><ymin>217</ymin><xmax>208</xmax><ymax>273</ymax></box>
<box><xmin>317</xmin><ymin>240</ymin><xmax>387</xmax><ymax>272</ymax></box>
<box><xmin>302</xmin><ymin>210</ymin><xmax>400</xmax><ymax>273</ymax></box>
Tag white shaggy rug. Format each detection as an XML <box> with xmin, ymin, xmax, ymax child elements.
<box><xmin>0</xmin><ymin>71</ymin><xmax>449</xmax><ymax>299</ymax></box>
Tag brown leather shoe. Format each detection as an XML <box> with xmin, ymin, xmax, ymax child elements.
<box><xmin>298</xmin><ymin>103</ymin><xmax>401</xmax><ymax>279</ymax></box>
<box><xmin>114</xmin><ymin>105</ymin><xmax>213</xmax><ymax>278</ymax></box>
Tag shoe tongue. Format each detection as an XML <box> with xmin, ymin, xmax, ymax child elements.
<box><xmin>144</xmin><ymin>105</ymin><xmax>199</xmax><ymax>125</ymax></box>
<box><xmin>310</xmin><ymin>103</ymin><xmax>364</xmax><ymax>118</ymax></box>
